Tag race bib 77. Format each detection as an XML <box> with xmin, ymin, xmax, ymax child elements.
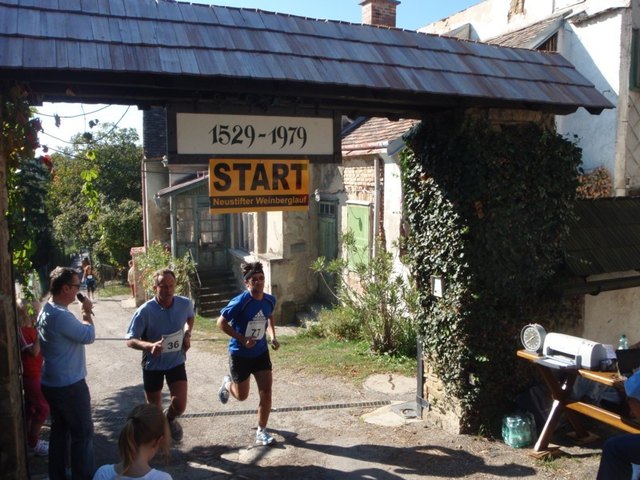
<box><xmin>244</xmin><ymin>319</ymin><xmax>266</xmax><ymax>340</ymax></box>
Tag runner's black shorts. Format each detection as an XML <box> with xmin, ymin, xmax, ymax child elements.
<box><xmin>143</xmin><ymin>363</ymin><xmax>187</xmax><ymax>392</ymax></box>
<box><xmin>229</xmin><ymin>351</ymin><xmax>272</xmax><ymax>383</ymax></box>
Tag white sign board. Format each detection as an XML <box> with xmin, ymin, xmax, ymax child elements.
<box><xmin>177</xmin><ymin>113</ymin><xmax>334</xmax><ymax>155</ymax></box>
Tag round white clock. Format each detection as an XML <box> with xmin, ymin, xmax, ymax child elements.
<box><xmin>520</xmin><ymin>324</ymin><xmax>546</xmax><ymax>353</ymax></box>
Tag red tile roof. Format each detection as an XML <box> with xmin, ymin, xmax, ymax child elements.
<box><xmin>342</xmin><ymin>117</ymin><xmax>417</xmax><ymax>156</ymax></box>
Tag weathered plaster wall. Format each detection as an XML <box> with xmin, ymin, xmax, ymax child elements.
<box><xmin>142</xmin><ymin>158</ymin><xmax>169</xmax><ymax>246</ymax></box>
<box><xmin>582</xmin><ymin>274</ymin><xmax>640</xmax><ymax>346</ymax></box>
<box><xmin>383</xmin><ymin>154</ymin><xmax>405</xmax><ymax>274</ymax></box>
<box><xmin>421</xmin><ymin>0</ymin><xmax>626</xmax><ymax>188</ymax></box>
<box><xmin>625</xmin><ymin>2</ymin><xmax>640</xmax><ymax>194</ymax></box>
<box><xmin>556</xmin><ymin>12</ymin><xmax>621</xmax><ymax>182</ymax></box>
<box><xmin>252</xmin><ymin>202</ymin><xmax>322</xmax><ymax>324</ymax></box>
<box><xmin>421</xmin><ymin>0</ymin><xmax>630</xmax><ymax>39</ymax></box>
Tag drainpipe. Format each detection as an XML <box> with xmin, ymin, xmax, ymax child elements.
<box><xmin>373</xmin><ymin>156</ymin><xmax>380</xmax><ymax>258</ymax></box>
<box><xmin>141</xmin><ymin>159</ymin><xmax>148</xmax><ymax>247</ymax></box>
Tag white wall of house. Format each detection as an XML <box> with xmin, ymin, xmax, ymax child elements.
<box><xmin>142</xmin><ymin>158</ymin><xmax>169</xmax><ymax>246</ymax></box>
<box><xmin>383</xmin><ymin>153</ymin><xmax>407</xmax><ymax>274</ymax></box>
<box><xmin>582</xmin><ymin>273</ymin><xmax>640</xmax><ymax>346</ymax></box>
<box><xmin>421</xmin><ymin>0</ymin><xmax>640</xmax><ymax>344</ymax></box>
<box><xmin>421</xmin><ymin>0</ymin><xmax>628</xmax><ymax>181</ymax></box>
<box><xmin>556</xmin><ymin>12</ymin><xmax>621</xmax><ymax>176</ymax></box>
<box><xmin>422</xmin><ymin>0</ymin><xmax>630</xmax><ymax>40</ymax></box>
<box><xmin>236</xmin><ymin>163</ymin><xmax>340</xmax><ymax>323</ymax></box>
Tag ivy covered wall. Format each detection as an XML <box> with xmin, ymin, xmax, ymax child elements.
<box><xmin>401</xmin><ymin>111</ymin><xmax>583</xmax><ymax>433</ymax></box>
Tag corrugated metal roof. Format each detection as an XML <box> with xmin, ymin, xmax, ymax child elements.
<box><xmin>564</xmin><ymin>198</ymin><xmax>640</xmax><ymax>276</ymax></box>
<box><xmin>0</xmin><ymin>0</ymin><xmax>612</xmax><ymax>117</ymax></box>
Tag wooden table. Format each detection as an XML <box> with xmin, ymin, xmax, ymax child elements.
<box><xmin>517</xmin><ymin>349</ymin><xmax>640</xmax><ymax>454</ymax></box>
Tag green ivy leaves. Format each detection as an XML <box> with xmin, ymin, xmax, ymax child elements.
<box><xmin>401</xmin><ymin>112</ymin><xmax>581</xmax><ymax>433</ymax></box>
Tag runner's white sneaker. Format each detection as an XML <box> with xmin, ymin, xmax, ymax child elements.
<box><xmin>255</xmin><ymin>428</ymin><xmax>275</xmax><ymax>446</ymax></box>
<box><xmin>218</xmin><ymin>375</ymin><xmax>231</xmax><ymax>404</ymax></box>
<box><xmin>28</xmin><ymin>439</ymin><xmax>49</xmax><ymax>456</ymax></box>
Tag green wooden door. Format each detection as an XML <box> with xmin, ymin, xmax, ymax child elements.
<box><xmin>318</xmin><ymin>201</ymin><xmax>338</xmax><ymax>300</ymax></box>
<box><xmin>347</xmin><ymin>203</ymin><xmax>370</xmax><ymax>268</ymax></box>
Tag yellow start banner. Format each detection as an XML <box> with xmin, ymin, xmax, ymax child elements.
<box><xmin>209</xmin><ymin>158</ymin><xmax>309</xmax><ymax>213</ymax></box>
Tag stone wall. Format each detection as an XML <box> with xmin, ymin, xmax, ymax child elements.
<box><xmin>342</xmin><ymin>160</ymin><xmax>376</xmax><ymax>202</ymax></box>
<box><xmin>422</xmin><ymin>362</ymin><xmax>465</xmax><ymax>434</ymax></box>
<box><xmin>418</xmin><ymin>107</ymin><xmax>557</xmax><ymax>433</ymax></box>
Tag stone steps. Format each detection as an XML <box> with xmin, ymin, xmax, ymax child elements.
<box><xmin>194</xmin><ymin>270</ymin><xmax>238</xmax><ymax>318</ymax></box>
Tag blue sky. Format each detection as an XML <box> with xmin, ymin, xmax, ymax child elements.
<box><xmin>36</xmin><ymin>0</ymin><xmax>479</xmax><ymax>153</ymax></box>
<box><xmin>201</xmin><ymin>0</ymin><xmax>478</xmax><ymax>30</ymax></box>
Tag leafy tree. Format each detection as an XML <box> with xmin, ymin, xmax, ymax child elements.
<box><xmin>46</xmin><ymin>123</ymin><xmax>143</xmax><ymax>268</ymax></box>
<box><xmin>7</xmin><ymin>155</ymin><xmax>54</xmax><ymax>290</ymax></box>
<box><xmin>93</xmin><ymin>198</ymin><xmax>143</xmax><ymax>267</ymax></box>
<box><xmin>134</xmin><ymin>241</ymin><xmax>196</xmax><ymax>297</ymax></box>
<box><xmin>47</xmin><ymin>150</ymin><xmax>95</xmax><ymax>252</ymax></box>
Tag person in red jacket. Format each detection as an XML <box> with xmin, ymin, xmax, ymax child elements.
<box><xmin>17</xmin><ymin>298</ymin><xmax>50</xmax><ymax>456</ymax></box>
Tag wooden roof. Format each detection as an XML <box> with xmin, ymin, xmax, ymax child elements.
<box><xmin>0</xmin><ymin>0</ymin><xmax>612</xmax><ymax>117</ymax></box>
<box><xmin>488</xmin><ymin>14</ymin><xmax>566</xmax><ymax>50</ymax></box>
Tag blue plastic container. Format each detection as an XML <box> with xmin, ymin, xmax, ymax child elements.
<box><xmin>502</xmin><ymin>412</ymin><xmax>536</xmax><ymax>448</ymax></box>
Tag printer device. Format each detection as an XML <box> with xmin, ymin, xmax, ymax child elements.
<box><xmin>537</xmin><ymin>332</ymin><xmax>608</xmax><ymax>370</ymax></box>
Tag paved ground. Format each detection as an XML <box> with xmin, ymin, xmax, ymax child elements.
<box><xmin>29</xmin><ymin>293</ymin><xmax>605</xmax><ymax>479</ymax></box>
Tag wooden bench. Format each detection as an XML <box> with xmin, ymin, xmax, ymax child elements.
<box><xmin>517</xmin><ymin>349</ymin><xmax>640</xmax><ymax>454</ymax></box>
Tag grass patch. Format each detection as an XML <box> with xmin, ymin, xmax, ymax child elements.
<box><xmin>97</xmin><ymin>283</ymin><xmax>130</xmax><ymax>298</ymax></box>
<box><xmin>274</xmin><ymin>335</ymin><xmax>416</xmax><ymax>383</ymax></box>
<box><xmin>193</xmin><ymin>316</ymin><xmax>417</xmax><ymax>384</ymax></box>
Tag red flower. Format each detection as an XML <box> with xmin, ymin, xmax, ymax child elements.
<box><xmin>39</xmin><ymin>155</ymin><xmax>53</xmax><ymax>171</ymax></box>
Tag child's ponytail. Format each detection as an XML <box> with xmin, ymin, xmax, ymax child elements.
<box><xmin>118</xmin><ymin>404</ymin><xmax>170</xmax><ymax>475</ymax></box>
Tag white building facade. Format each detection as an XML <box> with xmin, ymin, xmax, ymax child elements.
<box><xmin>423</xmin><ymin>0</ymin><xmax>640</xmax><ymax>347</ymax></box>
<box><xmin>422</xmin><ymin>0</ymin><xmax>638</xmax><ymax>195</ymax></box>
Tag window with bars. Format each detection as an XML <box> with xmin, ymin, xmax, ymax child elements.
<box><xmin>234</xmin><ymin>212</ymin><xmax>255</xmax><ymax>252</ymax></box>
<box><xmin>318</xmin><ymin>201</ymin><xmax>336</xmax><ymax>217</ymax></box>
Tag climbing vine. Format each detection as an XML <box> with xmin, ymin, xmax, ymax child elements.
<box><xmin>1</xmin><ymin>83</ymin><xmax>41</xmax><ymax>168</ymax></box>
<box><xmin>401</xmin><ymin>111</ymin><xmax>582</xmax><ymax>433</ymax></box>
<box><xmin>2</xmin><ymin>82</ymin><xmax>50</xmax><ymax>295</ymax></box>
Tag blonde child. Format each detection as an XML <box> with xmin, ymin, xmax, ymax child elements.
<box><xmin>93</xmin><ymin>404</ymin><xmax>172</xmax><ymax>480</ymax></box>
<box><xmin>17</xmin><ymin>298</ymin><xmax>49</xmax><ymax>456</ymax></box>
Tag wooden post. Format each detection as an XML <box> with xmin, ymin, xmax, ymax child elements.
<box><xmin>0</xmin><ymin>147</ymin><xmax>28</xmax><ymax>477</ymax></box>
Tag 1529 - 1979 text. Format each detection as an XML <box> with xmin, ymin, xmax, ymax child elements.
<box><xmin>209</xmin><ymin>124</ymin><xmax>308</xmax><ymax>150</ymax></box>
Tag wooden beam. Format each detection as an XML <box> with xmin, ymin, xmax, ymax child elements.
<box><xmin>566</xmin><ymin>401</ymin><xmax>640</xmax><ymax>434</ymax></box>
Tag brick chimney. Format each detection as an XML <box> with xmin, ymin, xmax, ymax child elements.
<box><xmin>360</xmin><ymin>0</ymin><xmax>399</xmax><ymax>27</ymax></box>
